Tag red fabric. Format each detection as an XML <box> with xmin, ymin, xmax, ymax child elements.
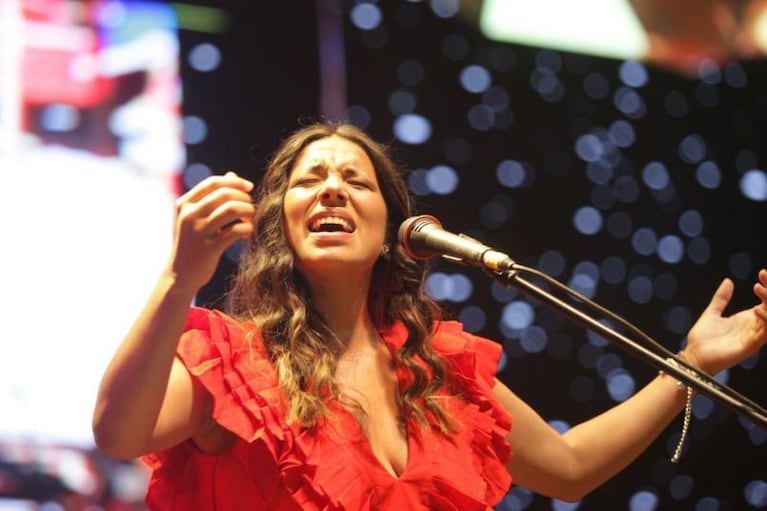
<box><xmin>143</xmin><ymin>307</ymin><xmax>513</xmax><ymax>510</ymax></box>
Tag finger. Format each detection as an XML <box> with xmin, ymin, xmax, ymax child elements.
<box><xmin>755</xmin><ymin>281</ymin><xmax>767</xmax><ymax>300</ymax></box>
<box><xmin>177</xmin><ymin>186</ymin><xmax>254</xmax><ymax>223</ymax></box>
<box><xmin>178</xmin><ymin>172</ymin><xmax>255</xmax><ymax>206</ymax></box>
<box><xmin>207</xmin><ymin>200</ymin><xmax>256</xmax><ymax>234</ymax></box>
<box><xmin>208</xmin><ymin>215</ymin><xmax>255</xmax><ymax>252</ymax></box>
<box><xmin>703</xmin><ymin>278</ymin><xmax>734</xmax><ymax>316</ymax></box>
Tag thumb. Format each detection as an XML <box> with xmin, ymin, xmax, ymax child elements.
<box><xmin>703</xmin><ymin>278</ymin><xmax>734</xmax><ymax>317</ymax></box>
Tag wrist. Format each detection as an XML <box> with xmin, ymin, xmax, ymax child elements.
<box><xmin>157</xmin><ymin>269</ymin><xmax>201</xmax><ymax>301</ymax></box>
<box><xmin>678</xmin><ymin>348</ymin><xmax>713</xmax><ymax>376</ymax></box>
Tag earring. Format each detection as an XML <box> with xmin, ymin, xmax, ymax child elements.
<box><xmin>381</xmin><ymin>242</ymin><xmax>391</xmax><ymax>259</ymax></box>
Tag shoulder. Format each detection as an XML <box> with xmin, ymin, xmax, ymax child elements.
<box><xmin>430</xmin><ymin>320</ymin><xmax>503</xmax><ymax>388</ymax></box>
<box><xmin>179</xmin><ymin>307</ymin><xmax>266</xmax><ymax>363</ymax></box>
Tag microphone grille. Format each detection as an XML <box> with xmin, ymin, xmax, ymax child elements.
<box><xmin>398</xmin><ymin>215</ymin><xmax>441</xmax><ymax>259</ymax></box>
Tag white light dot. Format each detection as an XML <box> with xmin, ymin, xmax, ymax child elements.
<box><xmin>606</xmin><ymin>369</ymin><xmax>635</xmax><ymax>401</ymax></box>
<box><xmin>696</xmin><ymin>160</ymin><xmax>722</xmax><ymax>189</ymax></box>
<box><xmin>642</xmin><ymin>161</ymin><xmax>670</xmax><ymax>190</ymax></box>
<box><xmin>629</xmin><ymin>490</ymin><xmax>659</xmax><ymax>511</ymax></box>
<box><xmin>740</xmin><ymin>169</ymin><xmax>767</xmax><ymax>201</ymax></box>
<box><xmin>632</xmin><ymin>227</ymin><xmax>657</xmax><ymax>256</ymax></box>
<box><xmin>40</xmin><ymin>104</ymin><xmax>80</xmax><ymax>132</ymax></box>
<box><xmin>497</xmin><ymin>160</ymin><xmax>527</xmax><ymax>188</ymax></box>
<box><xmin>426</xmin><ymin>165</ymin><xmax>459</xmax><ymax>194</ymax></box>
<box><xmin>430</xmin><ymin>0</ymin><xmax>460</xmax><ymax>18</ymax></box>
<box><xmin>575</xmin><ymin>134</ymin><xmax>604</xmax><ymax>163</ymax></box>
<box><xmin>393</xmin><ymin>114</ymin><xmax>432</xmax><ymax>144</ymax></box>
<box><xmin>657</xmin><ymin>235</ymin><xmax>684</xmax><ymax>264</ymax></box>
<box><xmin>619</xmin><ymin>60</ymin><xmax>649</xmax><ymax>88</ymax></box>
<box><xmin>188</xmin><ymin>43</ymin><xmax>221</xmax><ymax>72</ymax></box>
<box><xmin>183</xmin><ymin>116</ymin><xmax>208</xmax><ymax>145</ymax></box>
<box><xmin>573</xmin><ymin>206</ymin><xmax>603</xmax><ymax>235</ymax></box>
<box><xmin>744</xmin><ymin>480</ymin><xmax>767</xmax><ymax>507</ymax></box>
<box><xmin>350</xmin><ymin>3</ymin><xmax>382</xmax><ymax>30</ymax></box>
<box><xmin>460</xmin><ymin>64</ymin><xmax>492</xmax><ymax>93</ymax></box>
<box><xmin>501</xmin><ymin>300</ymin><xmax>535</xmax><ymax>331</ymax></box>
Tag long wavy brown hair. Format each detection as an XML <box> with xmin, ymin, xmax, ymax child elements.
<box><xmin>225</xmin><ymin>121</ymin><xmax>454</xmax><ymax>432</ymax></box>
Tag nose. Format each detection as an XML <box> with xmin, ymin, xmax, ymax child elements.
<box><xmin>318</xmin><ymin>174</ymin><xmax>347</xmax><ymax>203</ymax></box>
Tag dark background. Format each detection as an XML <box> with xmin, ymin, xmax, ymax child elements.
<box><xmin>182</xmin><ymin>1</ymin><xmax>767</xmax><ymax>509</ymax></box>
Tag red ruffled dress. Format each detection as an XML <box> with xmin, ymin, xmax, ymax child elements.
<box><xmin>143</xmin><ymin>307</ymin><xmax>513</xmax><ymax>510</ymax></box>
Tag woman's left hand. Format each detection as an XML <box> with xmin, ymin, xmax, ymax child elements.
<box><xmin>684</xmin><ymin>269</ymin><xmax>767</xmax><ymax>375</ymax></box>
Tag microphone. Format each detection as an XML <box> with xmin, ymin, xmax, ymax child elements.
<box><xmin>398</xmin><ymin>215</ymin><xmax>515</xmax><ymax>271</ymax></box>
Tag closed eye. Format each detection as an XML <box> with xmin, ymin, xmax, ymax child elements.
<box><xmin>349</xmin><ymin>179</ymin><xmax>374</xmax><ymax>190</ymax></box>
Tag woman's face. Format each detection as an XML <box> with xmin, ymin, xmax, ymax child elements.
<box><xmin>283</xmin><ymin>135</ymin><xmax>388</xmax><ymax>279</ymax></box>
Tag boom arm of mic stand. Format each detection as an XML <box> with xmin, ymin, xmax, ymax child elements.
<box><xmin>492</xmin><ymin>268</ymin><xmax>767</xmax><ymax>430</ymax></box>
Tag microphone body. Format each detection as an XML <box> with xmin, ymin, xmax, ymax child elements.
<box><xmin>398</xmin><ymin>215</ymin><xmax>514</xmax><ymax>271</ymax></box>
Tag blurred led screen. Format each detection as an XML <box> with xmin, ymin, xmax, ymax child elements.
<box><xmin>479</xmin><ymin>0</ymin><xmax>649</xmax><ymax>60</ymax></box>
<box><xmin>0</xmin><ymin>0</ymin><xmax>181</xmax><ymax>454</ymax></box>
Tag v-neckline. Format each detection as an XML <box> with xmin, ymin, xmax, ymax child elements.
<box><xmin>353</xmin><ymin>412</ymin><xmax>411</xmax><ymax>480</ymax></box>
<box><xmin>340</xmin><ymin>325</ymin><xmax>411</xmax><ymax>480</ymax></box>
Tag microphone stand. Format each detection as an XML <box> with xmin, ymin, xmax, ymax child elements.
<box><xmin>489</xmin><ymin>265</ymin><xmax>767</xmax><ymax>430</ymax></box>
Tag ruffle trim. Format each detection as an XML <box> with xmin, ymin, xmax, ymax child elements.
<box><xmin>426</xmin><ymin>321</ymin><xmax>513</xmax><ymax>504</ymax></box>
<box><xmin>178</xmin><ymin>307</ymin><xmax>287</xmax><ymax>443</ymax></box>
<box><xmin>145</xmin><ymin>310</ymin><xmax>512</xmax><ymax>510</ymax></box>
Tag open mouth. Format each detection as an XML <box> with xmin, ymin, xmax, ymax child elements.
<box><xmin>309</xmin><ymin>216</ymin><xmax>355</xmax><ymax>233</ymax></box>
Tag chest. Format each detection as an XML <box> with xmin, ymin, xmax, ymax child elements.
<box><xmin>334</xmin><ymin>347</ymin><xmax>408</xmax><ymax>478</ymax></box>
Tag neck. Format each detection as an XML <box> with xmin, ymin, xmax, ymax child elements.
<box><xmin>304</xmin><ymin>271</ymin><xmax>378</xmax><ymax>351</ymax></box>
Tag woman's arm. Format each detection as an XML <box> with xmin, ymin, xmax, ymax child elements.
<box><xmin>495</xmin><ymin>270</ymin><xmax>767</xmax><ymax>501</ymax></box>
<box><xmin>92</xmin><ymin>172</ymin><xmax>255</xmax><ymax>460</ymax></box>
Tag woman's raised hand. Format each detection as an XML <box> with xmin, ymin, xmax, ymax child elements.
<box><xmin>167</xmin><ymin>171</ymin><xmax>255</xmax><ymax>291</ymax></box>
<box><xmin>683</xmin><ymin>269</ymin><xmax>767</xmax><ymax>375</ymax></box>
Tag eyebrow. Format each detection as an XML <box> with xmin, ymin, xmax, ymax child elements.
<box><xmin>300</xmin><ymin>163</ymin><xmax>368</xmax><ymax>179</ymax></box>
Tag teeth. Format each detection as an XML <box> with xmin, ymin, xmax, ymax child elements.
<box><xmin>311</xmin><ymin>216</ymin><xmax>353</xmax><ymax>233</ymax></box>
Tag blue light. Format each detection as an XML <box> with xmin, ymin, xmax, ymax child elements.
<box><xmin>619</xmin><ymin>60</ymin><xmax>648</xmax><ymax>88</ymax></box>
<box><xmin>608</xmin><ymin>120</ymin><xmax>636</xmax><ymax>148</ymax></box>
<box><xmin>628</xmin><ymin>275</ymin><xmax>653</xmax><ymax>303</ymax></box>
<box><xmin>669</xmin><ymin>475</ymin><xmax>695</xmax><ymax>501</ymax></box>
<box><xmin>606</xmin><ymin>368</ymin><xmax>636</xmax><ymax>401</ymax></box>
<box><xmin>501</xmin><ymin>300</ymin><xmax>535</xmax><ymax>331</ymax></box>
<box><xmin>520</xmin><ymin>326</ymin><xmax>548</xmax><ymax>353</ymax></box>
<box><xmin>350</xmin><ymin>3</ymin><xmax>383</xmax><ymax>30</ymax></box>
<box><xmin>188</xmin><ymin>43</ymin><xmax>221</xmax><ymax>72</ymax></box>
<box><xmin>182</xmin><ymin>116</ymin><xmax>208</xmax><ymax>145</ymax></box>
<box><xmin>679</xmin><ymin>134</ymin><xmax>707</xmax><ymax>164</ymax></box>
<box><xmin>388</xmin><ymin>89</ymin><xmax>417</xmax><ymax>115</ymax></box>
<box><xmin>393</xmin><ymin>114</ymin><xmax>432</xmax><ymax>144</ymax></box>
<box><xmin>657</xmin><ymin>235</ymin><xmax>684</xmax><ymax>264</ymax></box>
<box><xmin>631</xmin><ymin>227</ymin><xmax>657</xmax><ymax>256</ymax></box>
<box><xmin>460</xmin><ymin>64</ymin><xmax>492</xmax><ymax>93</ymax></box>
<box><xmin>629</xmin><ymin>490</ymin><xmax>659</xmax><ymax>511</ymax></box>
<box><xmin>744</xmin><ymin>480</ymin><xmax>767</xmax><ymax>507</ymax></box>
<box><xmin>642</xmin><ymin>161</ymin><xmax>670</xmax><ymax>190</ymax></box>
<box><xmin>467</xmin><ymin>104</ymin><xmax>495</xmax><ymax>131</ymax></box>
<box><xmin>740</xmin><ymin>169</ymin><xmax>767</xmax><ymax>201</ymax></box>
<box><xmin>573</xmin><ymin>206</ymin><xmax>603</xmax><ymax>235</ymax></box>
<box><xmin>426</xmin><ymin>165</ymin><xmax>459</xmax><ymax>194</ymax></box>
<box><xmin>614</xmin><ymin>87</ymin><xmax>646</xmax><ymax>118</ymax></box>
<box><xmin>575</xmin><ymin>134</ymin><xmax>604</xmax><ymax>162</ymax></box>
<box><xmin>497</xmin><ymin>160</ymin><xmax>527</xmax><ymax>188</ymax></box>
<box><xmin>430</xmin><ymin>0</ymin><xmax>460</xmax><ymax>18</ymax></box>
<box><xmin>678</xmin><ymin>210</ymin><xmax>704</xmax><ymax>237</ymax></box>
